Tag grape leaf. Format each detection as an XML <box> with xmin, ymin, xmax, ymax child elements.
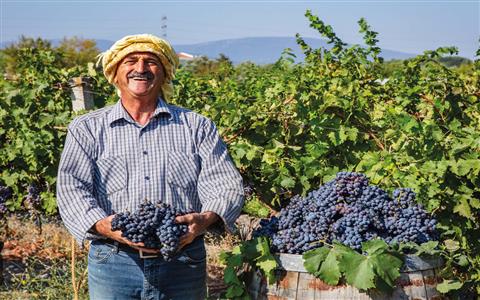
<box><xmin>453</xmin><ymin>198</ymin><xmax>472</xmax><ymax>219</ymax></box>
<box><xmin>280</xmin><ymin>177</ymin><xmax>295</xmax><ymax>188</ymax></box>
<box><xmin>256</xmin><ymin>256</ymin><xmax>277</xmax><ymax>284</ymax></box>
<box><xmin>224</xmin><ymin>267</ymin><xmax>242</xmax><ymax>285</ymax></box>
<box><xmin>443</xmin><ymin>239</ymin><xmax>460</xmax><ymax>252</ymax></box>
<box><xmin>225</xmin><ymin>284</ymin><xmax>246</xmax><ymax>298</ymax></box>
<box><xmin>219</xmin><ymin>251</ymin><xmax>230</xmax><ymax>264</ymax></box>
<box><xmin>339</xmin><ymin>249</ymin><xmax>376</xmax><ymax>290</ymax></box>
<box><xmin>252</xmin><ymin>237</ymin><xmax>272</xmax><ymax>258</ymax></box>
<box><xmin>318</xmin><ymin>247</ymin><xmax>341</xmax><ymax>285</ymax></box>
<box><xmin>416</xmin><ymin>241</ymin><xmax>439</xmax><ymax>256</ymax></box>
<box><xmin>371</xmin><ymin>253</ymin><xmax>403</xmax><ymax>289</ymax></box>
<box><xmin>228</xmin><ymin>253</ymin><xmax>244</xmax><ymax>267</ymax></box>
<box><xmin>303</xmin><ymin>247</ymin><xmax>330</xmax><ymax>276</ymax></box>
<box><xmin>362</xmin><ymin>238</ymin><xmax>388</xmax><ymax>255</ymax></box>
<box><xmin>248</xmin><ymin>237</ymin><xmax>278</xmax><ymax>284</ymax></box>
<box><xmin>455</xmin><ymin>255</ymin><xmax>469</xmax><ymax>267</ymax></box>
<box><xmin>242</xmin><ymin>239</ymin><xmax>261</xmax><ymax>260</ymax></box>
<box><xmin>436</xmin><ymin>279</ymin><xmax>463</xmax><ymax>293</ymax></box>
<box><xmin>256</xmin><ymin>256</ymin><xmax>277</xmax><ymax>273</ymax></box>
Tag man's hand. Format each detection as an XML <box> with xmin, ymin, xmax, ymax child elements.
<box><xmin>93</xmin><ymin>215</ymin><xmax>160</xmax><ymax>254</ymax></box>
<box><xmin>175</xmin><ymin>211</ymin><xmax>219</xmax><ymax>250</ymax></box>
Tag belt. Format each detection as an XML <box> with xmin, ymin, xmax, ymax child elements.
<box><xmin>99</xmin><ymin>239</ymin><xmax>161</xmax><ymax>259</ymax></box>
<box><xmin>95</xmin><ymin>235</ymin><xmax>205</xmax><ymax>259</ymax></box>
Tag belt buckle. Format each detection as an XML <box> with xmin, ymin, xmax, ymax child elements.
<box><xmin>139</xmin><ymin>250</ymin><xmax>159</xmax><ymax>259</ymax></box>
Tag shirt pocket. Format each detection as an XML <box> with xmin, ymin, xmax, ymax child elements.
<box><xmin>95</xmin><ymin>156</ymin><xmax>128</xmax><ymax>195</ymax></box>
<box><xmin>167</xmin><ymin>151</ymin><xmax>199</xmax><ymax>189</ymax></box>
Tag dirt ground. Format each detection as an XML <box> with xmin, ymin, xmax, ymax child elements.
<box><xmin>0</xmin><ymin>215</ymin><xmax>243</xmax><ymax>299</ymax></box>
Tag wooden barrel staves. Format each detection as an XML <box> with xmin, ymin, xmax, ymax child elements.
<box><xmin>247</xmin><ymin>253</ymin><xmax>444</xmax><ymax>300</ymax></box>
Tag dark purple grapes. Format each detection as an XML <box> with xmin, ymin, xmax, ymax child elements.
<box><xmin>0</xmin><ymin>185</ymin><xmax>12</xmax><ymax>218</ymax></box>
<box><xmin>111</xmin><ymin>200</ymin><xmax>191</xmax><ymax>260</ymax></box>
<box><xmin>253</xmin><ymin>216</ymin><xmax>278</xmax><ymax>238</ymax></box>
<box><xmin>24</xmin><ymin>183</ymin><xmax>42</xmax><ymax>208</ymax></box>
<box><xmin>254</xmin><ymin>172</ymin><xmax>438</xmax><ymax>253</ymax></box>
<box><xmin>243</xmin><ymin>183</ymin><xmax>255</xmax><ymax>199</ymax></box>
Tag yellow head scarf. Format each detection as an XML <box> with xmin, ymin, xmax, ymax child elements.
<box><xmin>97</xmin><ymin>34</ymin><xmax>179</xmax><ymax>102</ymax></box>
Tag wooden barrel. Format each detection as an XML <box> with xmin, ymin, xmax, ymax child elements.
<box><xmin>247</xmin><ymin>253</ymin><xmax>444</xmax><ymax>300</ymax></box>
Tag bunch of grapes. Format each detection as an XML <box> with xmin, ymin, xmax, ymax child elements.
<box><xmin>254</xmin><ymin>172</ymin><xmax>438</xmax><ymax>253</ymax></box>
<box><xmin>0</xmin><ymin>185</ymin><xmax>12</xmax><ymax>218</ymax></box>
<box><xmin>243</xmin><ymin>183</ymin><xmax>255</xmax><ymax>199</ymax></box>
<box><xmin>335</xmin><ymin>172</ymin><xmax>369</xmax><ymax>203</ymax></box>
<box><xmin>24</xmin><ymin>183</ymin><xmax>42</xmax><ymax>209</ymax></box>
<box><xmin>111</xmin><ymin>201</ymin><xmax>191</xmax><ymax>260</ymax></box>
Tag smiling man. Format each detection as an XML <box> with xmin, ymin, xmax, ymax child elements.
<box><xmin>56</xmin><ymin>34</ymin><xmax>244</xmax><ymax>299</ymax></box>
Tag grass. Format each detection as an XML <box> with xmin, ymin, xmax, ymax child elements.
<box><xmin>0</xmin><ymin>215</ymin><xmax>241</xmax><ymax>299</ymax></box>
<box><xmin>1</xmin><ymin>256</ymin><xmax>89</xmax><ymax>299</ymax></box>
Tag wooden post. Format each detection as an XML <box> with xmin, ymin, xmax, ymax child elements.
<box><xmin>69</xmin><ymin>77</ymin><xmax>94</xmax><ymax>112</ymax></box>
<box><xmin>0</xmin><ymin>240</ymin><xmax>3</xmax><ymax>285</ymax></box>
<box><xmin>71</xmin><ymin>236</ymin><xmax>78</xmax><ymax>300</ymax></box>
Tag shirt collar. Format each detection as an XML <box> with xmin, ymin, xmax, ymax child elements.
<box><xmin>152</xmin><ymin>97</ymin><xmax>173</xmax><ymax>120</ymax></box>
<box><xmin>108</xmin><ymin>97</ymin><xmax>172</xmax><ymax>125</ymax></box>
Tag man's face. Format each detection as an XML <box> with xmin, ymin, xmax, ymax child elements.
<box><xmin>114</xmin><ymin>52</ymin><xmax>165</xmax><ymax>99</ymax></box>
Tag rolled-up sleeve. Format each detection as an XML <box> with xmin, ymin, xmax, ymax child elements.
<box><xmin>57</xmin><ymin>123</ymin><xmax>107</xmax><ymax>246</ymax></box>
<box><xmin>196</xmin><ymin>119</ymin><xmax>244</xmax><ymax>233</ymax></box>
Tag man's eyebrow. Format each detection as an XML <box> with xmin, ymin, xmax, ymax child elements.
<box><xmin>124</xmin><ymin>55</ymin><xmax>159</xmax><ymax>61</ymax></box>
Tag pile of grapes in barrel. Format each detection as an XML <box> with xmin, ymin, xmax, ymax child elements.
<box><xmin>111</xmin><ymin>201</ymin><xmax>192</xmax><ymax>260</ymax></box>
<box><xmin>254</xmin><ymin>172</ymin><xmax>438</xmax><ymax>254</ymax></box>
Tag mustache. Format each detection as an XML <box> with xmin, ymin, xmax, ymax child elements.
<box><xmin>127</xmin><ymin>71</ymin><xmax>154</xmax><ymax>80</ymax></box>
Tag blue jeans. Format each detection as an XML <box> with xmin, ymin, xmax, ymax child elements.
<box><xmin>88</xmin><ymin>237</ymin><xmax>207</xmax><ymax>300</ymax></box>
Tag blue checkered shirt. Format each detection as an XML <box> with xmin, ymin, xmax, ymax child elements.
<box><xmin>57</xmin><ymin>99</ymin><xmax>244</xmax><ymax>245</ymax></box>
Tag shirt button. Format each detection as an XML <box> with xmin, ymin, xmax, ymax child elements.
<box><xmin>145</xmin><ymin>176</ymin><xmax>150</xmax><ymax>180</ymax></box>
<box><xmin>143</xmin><ymin>150</ymin><xmax>148</xmax><ymax>155</ymax></box>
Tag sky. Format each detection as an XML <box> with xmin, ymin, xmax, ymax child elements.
<box><xmin>1</xmin><ymin>0</ymin><xmax>479</xmax><ymax>58</ymax></box>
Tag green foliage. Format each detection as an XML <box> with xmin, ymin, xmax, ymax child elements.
<box><xmin>1</xmin><ymin>36</ymin><xmax>100</xmax><ymax>75</ymax></box>
<box><xmin>1</xmin><ymin>36</ymin><xmax>55</xmax><ymax>75</ymax></box>
<box><xmin>0</xmin><ymin>45</ymin><xmax>114</xmax><ymax>214</ymax></box>
<box><xmin>303</xmin><ymin>239</ymin><xmax>403</xmax><ymax>292</ymax></box>
<box><xmin>437</xmin><ymin>279</ymin><xmax>464</xmax><ymax>294</ymax></box>
<box><xmin>437</xmin><ymin>56</ymin><xmax>473</xmax><ymax>68</ymax></box>
<box><xmin>220</xmin><ymin>237</ymin><xmax>277</xmax><ymax>299</ymax></box>
<box><xmin>56</xmin><ymin>36</ymin><xmax>101</xmax><ymax>68</ymax></box>
<box><xmin>242</xmin><ymin>196</ymin><xmax>271</xmax><ymax>218</ymax></box>
<box><xmin>180</xmin><ymin>53</ymin><xmax>234</xmax><ymax>77</ymax></box>
<box><xmin>0</xmin><ymin>47</ymin><xmax>73</xmax><ymax>212</ymax></box>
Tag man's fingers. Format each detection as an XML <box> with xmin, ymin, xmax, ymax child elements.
<box><xmin>178</xmin><ymin>232</ymin><xmax>194</xmax><ymax>250</ymax></box>
<box><xmin>175</xmin><ymin>213</ymin><xmax>195</xmax><ymax>224</ymax></box>
<box><xmin>175</xmin><ymin>215</ymin><xmax>186</xmax><ymax>224</ymax></box>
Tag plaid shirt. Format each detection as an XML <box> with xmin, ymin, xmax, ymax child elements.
<box><xmin>57</xmin><ymin>99</ymin><xmax>244</xmax><ymax>245</ymax></box>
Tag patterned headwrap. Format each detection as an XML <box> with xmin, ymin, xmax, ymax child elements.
<box><xmin>97</xmin><ymin>34</ymin><xmax>179</xmax><ymax>102</ymax></box>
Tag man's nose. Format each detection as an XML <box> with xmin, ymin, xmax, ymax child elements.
<box><xmin>135</xmin><ymin>60</ymin><xmax>147</xmax><ymax>72</ymax></box>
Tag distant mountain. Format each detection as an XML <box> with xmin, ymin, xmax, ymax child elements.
<box><xmin>174</xmin><ymin>37</ymin><xmax>416</xmax><ymax>64</ymax></box>
<box><xmin>1</xmin><ymin>36</ymin><xmax>416</xmax><ymax>64</ymax></box>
